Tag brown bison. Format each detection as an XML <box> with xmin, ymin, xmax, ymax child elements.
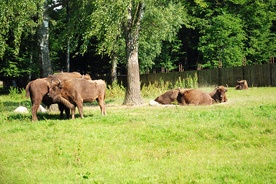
<box><xmin>48</xmin><ymin>78</ymin><xmax>106</xmax><ymax>119</ymax></box>
<box><xmin>209</xmin><ymin>86</ymin><xmax>228</xmax><ymax>103</ymax></box>
<box><xmin>235</xmin><ymin>80</ymin><xmax>248</xmax><ymax>90</ymax></box>
<box><xmin>178</xmin><ymin>88</ymin><xmax>213</xmax><ymax>105</ymax></box>
<box><xmin>154</xmin><ymin>88</ymin><xmax>212</xmax><ymax>106</ymax></box>
<box><xmin>25</xmin><ymin>72</ymin><xmax>91</xmax><ymax>121</ymax></box>
<box><xmin>154</xmin><ymin>89</ymin><xmax>180</xmax><ymax>104</ymax></box>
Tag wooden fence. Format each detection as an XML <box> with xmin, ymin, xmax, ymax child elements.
<box><xmin>97</xmin><ymin>63</ymin><xmax>275</xmax><ymax>87</ymax></box>
<box><xmin>139</xmin><ymin>63</ymin><xmax>276</xmax><ymax>87</ymax></box>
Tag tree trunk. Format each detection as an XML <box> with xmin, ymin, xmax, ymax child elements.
<box><xmin>38</xmin><ymin>1</ymin><xmax>52</xmax><ymax>77</ymax></box>
<box><xmin>65</xmin><ymin>1</ymin><xmax>70</xmax><ymax>72</ymax></box>
<box><xmin>123</xmin><ymin>2</ymin><xmax>144</xmax><ymax>105</ymax></box>
<box><xmin>66</xmin><ymin>39</ymin><xmax>70</xmax><ymax>72</ymax></box>
<box><xmin>111</xmin><ymin>53</ymin><xmax>117</xmax><ymax>84</ymax></box>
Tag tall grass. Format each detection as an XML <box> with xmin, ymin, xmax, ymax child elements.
<box><xmin>0</xmin><ymin>85</ymin><xmax>275</xmax><ymax>183</ymax></box>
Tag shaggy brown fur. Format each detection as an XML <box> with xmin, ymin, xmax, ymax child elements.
<box><xmin>235</xmin><ymin>80</ymin><xmax>248</xmax><ymax>90</ymax></box>
<box><xmin>49</xmin><ymin>79</ymin><xmax>106</xmax><ymax>119</ymax></box>
<box><xmin>209</xmin><ymin>86</ymin><xmax>228</xmax><ymax>103</ymax></box>
<box><xmin>178</xmin><ymin>89</ymin><xmax>213</xmax><ymax>105</ymax></box>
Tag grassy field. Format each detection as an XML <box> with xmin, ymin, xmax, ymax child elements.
<box><xmin>0</xmin><ymin>86</ymin><xmax>275</xmax><ymax>183</ymax></box>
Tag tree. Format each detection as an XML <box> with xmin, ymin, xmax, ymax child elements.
<box><xmin>198</xmin><ymin>13</ymin><xmax>246</xmax><ymax>68</ymax></box>
<box><xmin>182</xmin><ymin>0</ymin><xmax>276</xmax><ymax>68</ymax></box>
<box><xmin>0</xmin><ymin>0</ymin><xmax>44</xmax><ymax>81</ymax></box>
<box><xmin>82</xmin><ymin>0</ymin><xmax>186</xmax><ymax>105</ymax></box>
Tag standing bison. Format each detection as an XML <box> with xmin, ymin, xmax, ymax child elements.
<box><xmin>209</xmin><ymin>86</ymin><xmax>228</xmax><ymax>103</ymax></box>
<box><xmin>235</xmin><ymin>80</ymin><xmax>248</xmax><ymax>90</ymax></box>
<box><xmin>49</xmin><ymin>78</ymin><xmax>106</xmax><ymax>119</ymax></box>
<box><xmin>25</xmin><ymin>72</ymin><xmax>91</xmax><ymax>121</ymax></box>
<box><xmin>178</xmin><ymin>88</ymin><xmax>213</xmax><ymax>105</ymax></box>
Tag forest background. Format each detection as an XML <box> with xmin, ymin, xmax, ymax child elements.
<box><xmin>0</xmin><ymin>0</ymin><xmax>275</xmax><ymax>103</ymax></box>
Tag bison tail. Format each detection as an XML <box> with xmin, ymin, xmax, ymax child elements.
<box><xmin>25</xmin><ymin>82</ymin><xmax>31</xmax><ymax>98</ymax></box>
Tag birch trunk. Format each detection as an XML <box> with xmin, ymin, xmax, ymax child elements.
<box><xmin>38</xmin><ymin>1</ymin><xmax>52</xmax><ymax>77</ymax></box>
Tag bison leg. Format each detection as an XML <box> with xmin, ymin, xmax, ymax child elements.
<box><xmin>65</xmin><ymin>107</ymin><xmax>70</xmax><ymax>119</ymax></box>
<box><xmin>97</xmin><ymin>98</ymin><xmax>106</xmax><ymax>115</ymax></box>
<box><xmin>30</xmin><ymin>97</ymin><xmax>43</xmax><ymax>121</ymax></box>
<box><xmin>75</xmin><ymin>101</ymin><xmax>84</xmax><ymax>119</ymax></box>
<box><xmin>58</xmin><ymin>103</ymin><xmax>70</xmax><ymax>119</ymax></box>
<box><xmin>31</xmin><ymin>103</ymin><xmax>40</xmax><ymax>121</ymax></box>
<box><xmin>71</xmin><ymin>106</ymin><xmax>76</xmax><ymax>119</ymax></box>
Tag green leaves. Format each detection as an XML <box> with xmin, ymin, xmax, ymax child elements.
<box><xmin>198</xmin><ymin>13</ymin><xmax>246</xmax><ymax>68</ymax></box>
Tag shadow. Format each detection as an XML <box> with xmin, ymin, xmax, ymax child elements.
<box><xmin>0</xmin><ymin>100</ymin><xmax>31</xmax><ymax>112</ymax></box>
<box><xmin>1</xmin><ymin>99</ymin><xmax>108</xmax><ymax>122</ymax></box>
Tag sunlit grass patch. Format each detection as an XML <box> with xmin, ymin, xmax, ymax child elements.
<box><xmin>0</xmin><ymin>87</ymin><xmax>275</xmax><ymax>183</ymax></box>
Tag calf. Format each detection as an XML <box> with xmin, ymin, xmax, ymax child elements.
<box><xmin>235</xmin><ymin>80</ymin><xmax>248</xmax><ymax>90</ymax></box>
<box><xmin>49</xmin><ymin>79</ymin><xmax>106</xmax><ymax>119</ymax></box>
<box><xmin>209</xmin><ymin>86</ymin><xmax>228</xmax><ymax>103</ymax></box>
<box><xmin>178</xmin><ymin>88</ymin><xmax>213</xmax><ymax>105</ymax></box>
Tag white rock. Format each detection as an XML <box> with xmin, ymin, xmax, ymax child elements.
<box><xmin>14</xmin><ymin>106</ymin><xmax>28</xmax><ymax>113</ymax></box>
<box><xmin>37</xmin><ymin>105</ymin><xmax>47</xmax><ymax>113</ymax></box>
<box><xmin>149</xmin><ymin>100</ymin><xmax>161</xmax><ymax>106</ymax></box>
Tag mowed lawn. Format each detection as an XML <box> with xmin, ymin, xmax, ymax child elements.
<box><xmin>0</xmin><ymin>87</ymin><xmax>275</xmax><ymax>183</ymax></box>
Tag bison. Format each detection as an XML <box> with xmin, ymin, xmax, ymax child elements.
<box><xmin>235</xmin><ymin>80</ymin><xmax>248</xmax><ymax>90</ymax></box>
<box><xmin>177</xmin><ymin>88</ymin><xmax>213</xmax><ymax>105</ymax></box>
<box><xmin>48</xmin><ymin>78</ymin><xmax>106</xmax><ymax>119</ymax></box>
<box><xmin>25</xmin><ymin>72</ymin><xmax>91</xmax><ymax>121</ymax></box>
<box><xmin>154</xmin><ymin>89</ymin><xmax>180</xmax><ymax>105</ymax></box>
<box><xmin>209</xmin><ymin>86</ymin><xmax>228</xmax><ymax>103</ymax></box>
<box><xmin>154</xmin><ymin>88</ymin><xmax>212</xmax><ymax>106</ymax></box>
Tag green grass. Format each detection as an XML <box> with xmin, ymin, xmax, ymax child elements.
<box><xmin>0</xmin><ymin>87</ymin><xmax>275</xmax><ymax>183</ymax></box>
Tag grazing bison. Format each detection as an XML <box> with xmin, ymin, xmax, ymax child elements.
<box><xmin>154</xmin><ymin>89</ymin><xmax>180</xmax><ymax>104</ymax></box>
<box><xmin>25</xmin><ymin>72</ymin><xmax>91</xmax><ymax>121</ymax></box>
<box><xmin>49</xmin><ymin>78</ymin><xmax>106</xmax><ymax>119</ymax></box>
<box><xmin>209</xmin><ymin>86</ymin><xmax>228</xmax><ymax>103</ymax></box>
<box><xmin>178</xmin><ymin>88</ymin><xmax>213</xmax><ymax>105</ymax></box>
<box><xmin>235</xmin><ymin>80</ymin><xmax>248</xmax><ymax>90</ymax></box>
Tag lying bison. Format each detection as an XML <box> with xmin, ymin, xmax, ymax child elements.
<box><xmin>25</xmin><ymin>72</ymin><xmax>91</xmax><ymax>121</ymax></box>
<box><xmin>235</xmin><ymin>80</ymin><xmax>248</xmax><ymax>90</ymax></box>
<box><xmin>154</xmin><ymin>89</ymin><xmax>180</xmax><ymax>105</ymax></box>
<box><xmin>49</xmin><ymin>78</ymin><xmax>106</xmax><ymax>119</ymax></box>
<box><xmin>209</xmin><ymin>86</ymin><xmax>228</xmax><ymax>103</ymax></box>
<box><xmin>154</xmin><ymin>88</ymin><xmax>212</xmax><ymax>106</ymax></box>
<box><xmin>178</xmin><ymin>88</ymin><xmax>213</xmax><ymax>105</ymax></box>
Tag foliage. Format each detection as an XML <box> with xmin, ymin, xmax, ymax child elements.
<box><xmin>0</xmin><ymin>87</ymin><xmax>275</xmax><ymax>183</ymax></box>
<box><xmin>0</xmin><ymin>0</ymin><xmax>43</xmax><ymax>78</ymax></box>
<box><xmin>184</xmin><ymin>0</ymin><xmax>276</xmax><ymax>68</ymax></box>
<box><xmin>0</xmin><ymin>0</ymin><xmax>276</xmax><ymax>89</ymax></box>
<box><xmin>199</xmin><ymin>13</ymin><xmax>246</xmax><ymax>68</ymax></box>
<box><xmin>81</xmin><ymin>0</ymin><xmax>186</xmax><ymax>71</ymax></box>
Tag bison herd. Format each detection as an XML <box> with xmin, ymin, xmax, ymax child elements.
<box><xmin>153</xmin><ymin>86</ymin><xmax>228</xmax><ymax>106</ymax></box>
<box><xmin>25</xmin><ymin>72</ymin><xmax>106</xmax><ymax>121</ymax></box>
<box><xmin>25</xmin><ymin>71</ymin><xmax>248</xmax><ymax>121</ymax></box>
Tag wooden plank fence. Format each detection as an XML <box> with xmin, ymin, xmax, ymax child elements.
<box><xmin>139</xmin><ymin>63</ymin><xmax>276</xmax><ymax>87</ymax></box>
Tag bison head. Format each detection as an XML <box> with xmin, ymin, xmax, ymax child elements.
<box><xmin>48</xmin><ymin>80</ymin><xmax>63</xmax><ymax>102</ymax></box>
<box><xmin>236</xmin><ymin>80</ymin><xmax>248</xmax><ymax>90</ymax></box>
<box><xmin>215</xmin><ymin>86</ymin><xmax>228</xmax><ymax>102</ymax></box>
